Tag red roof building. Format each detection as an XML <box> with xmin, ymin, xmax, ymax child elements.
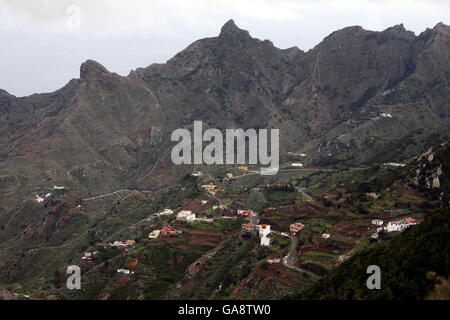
<box><xmin>290</xmin><ymin>222</ymin><xmax>305</xmax><ymax>234</ymax></box>
<box><xmin>160</xmin><ymin>226</ymin><xmax>178</xmax><ymax>237</ymax></box>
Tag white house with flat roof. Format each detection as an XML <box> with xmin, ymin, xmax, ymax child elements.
<box><xmin>372</xmin><ymin>219</ymin><xmax>384</xmax><ymax>225</ymax></box>
<box><xmin>261</xmin><ymin>237</ymin><xmax>271</xmax><ymax>247</ymax></box>
<box><xmin>186</xmin><ymin>213</ymin><xmax>196</xmax><ymax>223</ymax></box>
<box><xmin>258</xmin><ymin>224</ymin><xmax>271</xmax><ymax>238</ymax></box>
<box><xmin>177</xmin><ymin>210</ymin><xmax>192</xmax><ymax>220</ymax></box>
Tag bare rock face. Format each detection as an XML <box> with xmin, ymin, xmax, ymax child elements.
<box><xmin>409</xmin><ymin>142</ymin><xmax>450</xmax><ymax>193</ymax></box>
<box><xmin>80</xmin><ymin>59</ymin><xmax>110</xmax><ymax>80</ymax></box>
<box><xmin>219</xmin><ymin>19</ymin><xmax>252</xmax><ymax>40</ymax></box>
<box><xmin>1</xmin><ymin>20</ymin><xmax>450</xmax><ymax>203</ymax></box>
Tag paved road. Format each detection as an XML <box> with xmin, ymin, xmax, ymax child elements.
<box><xmin>82</xmin><ymin>189</ymin><xmax>152</xmax><ymax>201</ymax></box>
<box><xmin>205</xmin><ymin>190</ymin><xmax>222</xmax><ymax>206</ymax></box>
<box><xmin>284</xmin><ymin>233</ymin><xmax>299</xmax><ymax>267</ymax></box>
<box><xmin>273</xmin><ymin>230</ymin><xmax>319</xmax><ymax>278</ymax></box>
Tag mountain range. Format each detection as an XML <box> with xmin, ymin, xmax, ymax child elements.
<box><xmin>1</xmin><ymin>20</ymin><xmax>450</xmax><ymax>208</ymax></box>
<box><xmin>0</xmin><ymin>20</ymin><xmax>450</xmax><ymax>300</ymax></box>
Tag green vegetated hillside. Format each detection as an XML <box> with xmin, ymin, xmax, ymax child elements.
<box><xmin>0</xmin><ymin>145</ymin><xmax>445</xmax><ymax>300</ymax></box>
<box><xmin>290</xmin><ymin>209</ymin><xmax>450</xmax><ymax>300</ymax></box>
<box><xmin>289</xmin><ymin>142</ymin><xmax>450</xmax><ymax>300</ymax></box>
<box><xmin>0</xmin><ymin>175</ymin><xmax>201</xmax><ymax>293</ymax></box>
<box><xmin>1</xmin><ymin>20</ymin><xmax>450</xmax><ymax>300</ymax></box>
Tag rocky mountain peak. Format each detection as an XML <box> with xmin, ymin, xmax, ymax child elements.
<box><xmin>80</xmin><ymin>59</ymin><xmax>110</xmax><ymax>80</ymax></box>
<box><xmin>382</xmin><ymin>23</ymin><xmax>415</xmax><ymax>40</ymax></box>
<box><xmin>433</xmin><ymin>22</ymin><xmax>450</xmax><ymax>36</ymax></box>
<box><xmin>219</xmin><ymin>19</ymin><xmax>252</xmax><ymax>40</ymax></box>
<box><xmin>0</xmin><ymin>89</ymin><xmax>13</xmax><ymax>98</ymax></box>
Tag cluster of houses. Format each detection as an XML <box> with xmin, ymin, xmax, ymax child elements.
<box><xmin>371</xmin><ymin>217</ymin><xmax>419</xmax><ymax>239</ymax></box>
<box><xmin>117</xmin><ymin>268</ymin><xmax>134</xmax><ymax>275</ymax></box>
<box><xmin>202</xmin><ymin>184</ymin><xmax>217</xmax><ymax>194</ymax></box>
<box><xmin>238</xmin><ymin>209</ymin><xmax>259</xmax><ymax>219</ymax></box>
<box><xmin>35</xmin><ymin>193</ymin><xmax>52</xmax><ymax>203</ymax></box>
<box><xmin>34</xmin><ymin>186</ymin><xmax>67</xmax><ymax>203</ymax></box>
<box><xmin>102</xmin><ymin>240</ymin><xmax>136</xmax><ymax>250</ymax></box>
<box><xmin>81</xmin><ymin>251</ymin><xmax>98</xmax><ymax>262</ymax></box>
<box><xmin>148</xmin><ymin>225</ymin><xmax>183</xmax><ymax>239</ymax></box>
<box><xmin>238</xmin><ymin>209</ymin><xmax>272</xmax><ymax>246</ymax></box>
<box><xmin>152</xmin><ymin>207</ymin><xmax>201</xmax><ymax>223</ymax></box>
<box><xmin>384</xmin><ymin>217</ymin><xmax>418</xmax><ymax>232</ymax></box>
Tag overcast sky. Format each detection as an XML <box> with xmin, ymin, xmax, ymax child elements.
<box><xmin>1</xmin><ymin>0</ymin><xmax>449</xmax><ymax>97</ymax></box>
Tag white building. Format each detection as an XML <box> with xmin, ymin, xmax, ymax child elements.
<box><xmin>383</xmin><ymin>162</ymin><xmax>405</xmax><ymax>167</ymax></box>
<box><xmin>158</xmin><ymin>209</ymin><xmax>174</xmax><ymax>216</ymax></box>
<box><xmin>261</xmin><ymin>236</ymin><xmax>271</xmax><ymax>247</ymax></box>
<box><xmin>338</xmin><ymin>255</ymin><xmax>350</xmax><ymax>262</ymax></box>
<box><xmin>186</xmin><ymin>213</ymin><xmax>196</xmax><ymax>223</ymax></box>
<box><xmin>372</xmin><ymin>219</ymin><xmax>384</xmax><ymax>226</ymax></box>
<box><xmin>322</xmin><ymin>233</ymin><xmax>331</xmax><ymax>239</ymax></box>
<box><xmin>201</xmin><ymin>200</ymin><xmax>208</xmax><ymax>205</ymax></box>
<box><xmin>117</xmin><ymin>269</ymin><xmax>133</xmax><ymax>275</ymax></box>
<box><xmin>292</xmin><ymin>163</ymin><xmax>304</xmax><ymax>167</ymax></box>
<box><xmin>148</xmin><ymin>230</ymin><xmax>161</xmax><ymax>239</ymax></box>
<box><xmin>267</xmin><ymin>258</ymin><xmax>281</xmax><ymax>264</ymax></box>
<box><xmin>385</xmin><ymin>218</ymin><xmax>417</xmax><ymax>233</ymax></box>
<box><xmin>386</xmin><ymin>220</ymin><xmax>408</xmax><ymax>232</ymax></box>
<box><xmin>258</xmin><ymin>224</ymin><xmax>271</xmax><ymax>238</ymax></box>
<box><xmin>177</xmin><ymin>210</ymin><xmax>192</xmax><ymax>220</ymax></box>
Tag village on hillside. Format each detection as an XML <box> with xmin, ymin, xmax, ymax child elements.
<box><xmin>71</xmin><ymin>164</ymin><xmax>423</xmax><ymax>284</ymax></box>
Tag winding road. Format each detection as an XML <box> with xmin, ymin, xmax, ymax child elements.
<box><xmin>82</xmin><ymin>189</ymin><xmax>152</xmax><ymax>201</ymax></box>
<box><xmin>273</xmin><ymin>230</ymin><xmax>319</xmax><ymax>279</ymax></box>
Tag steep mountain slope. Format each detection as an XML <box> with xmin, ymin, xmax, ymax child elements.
<box><xmin>289</xmin><ymin>142</ymin><xmax>450</xmax><ymax>300</ymax></box>
<box><xmin>290</xmin><ymin>209</ymin><xmax>450</xmax><ymax>300</ymax></box>
<box><xmin>1</xmin><ymin>20</ymin><xmax>450</xmax><ymax>229</ymax></box>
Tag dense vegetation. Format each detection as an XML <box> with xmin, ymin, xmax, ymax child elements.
<box><xmin>290</xmin><ymin>209</ymin><xmax>450</xmax><ymax>300</ymax></box>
